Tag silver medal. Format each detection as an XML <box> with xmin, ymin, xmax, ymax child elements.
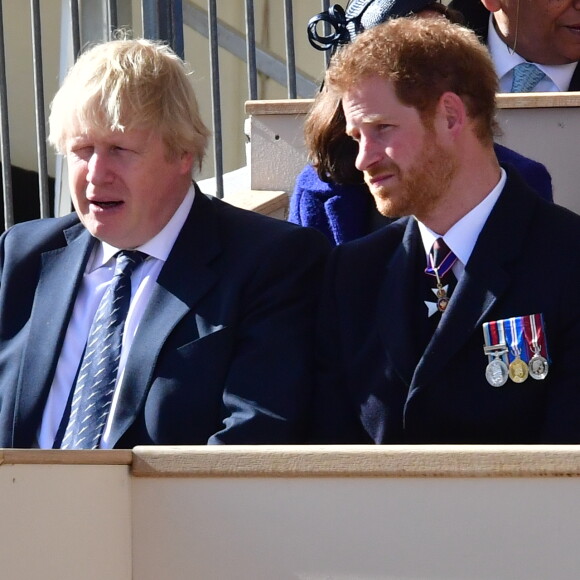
<box><xmin>528</xmin><ymin>353</ymin><xmax>549</xmax><ymax>380</ymax></box>
<box><xmin>485</xmin><ymin>357</ymin><xmax>509</xmax><ymax>387</ymax></box>
<box><xmin>527</xmin><ymin>315</ymin><xmax>549</xmax><ymax>381</ymax></box>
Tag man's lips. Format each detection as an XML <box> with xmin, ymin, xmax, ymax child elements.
<box><xmin>366</xmin><ymin>172</ymin><xmax>395</xmax><ymax>187</ymax></box>
<box><xmin>89</xmin><ymin>200</ymin><xmax>124</xmax><ymax>209</ymax></box>
<box><xmin>562</xmin><ymin>23</ymin><xmax>580</xmax><ymax>35</ymax></box>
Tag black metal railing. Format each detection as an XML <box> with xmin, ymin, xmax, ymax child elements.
<box><xmin>0</xmin><ymin>0</ymin><xmax>326</xmax><ymax>229</ymax></box>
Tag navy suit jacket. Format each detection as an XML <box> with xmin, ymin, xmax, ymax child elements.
<box><xmin>312</xmin><ymin>167</ymin><xmax>580</xmax><ymax>444</ymax></box>
<box><xmin>0</xmin><ymin>187</ymin><xmax>330</xmax><ymax>448</ymax></box>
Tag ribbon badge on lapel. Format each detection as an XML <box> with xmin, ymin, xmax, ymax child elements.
<box><xmin>482</xmin><ymin>313</ymin><xmax>550</xmax><ymax>387</ymax></box>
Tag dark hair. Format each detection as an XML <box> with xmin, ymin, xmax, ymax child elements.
<box><xmin>305</xmin><ymin>88</ymin><xmax>363</xmax><ymax>184</ymax></box>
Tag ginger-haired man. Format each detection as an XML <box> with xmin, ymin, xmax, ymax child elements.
<box><xmin>312</xmin><ymin>18</ymin><xmax>580</xmax><ymax>443</ymax></box>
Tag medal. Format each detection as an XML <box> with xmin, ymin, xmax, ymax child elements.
<box><xmin>432</xmin><ymin>270</ymin><xmax>450</xmax><ymax>313</ymax></box>
<box><xmin>508</xmin><ymin>356</ymin><xmax>529</xmax><ymax>383</ymax></box>
<box><xmin>506</xmin><ymin>317</ymin><xmax>528</xmax><ymax>384</ymax></box>
<box><xmin>435</xmin><ymin>286</ymin><xmax>450</xmax><ymax>312</ymax></box>
<box><xmin>482</xmin><ymin>321</ymin><xmax>510</xmax><ymax>387</ymax></box>
<box><xmin>486</xmin><ymin>358</ymin><xmax>509</xmax><ymax>387</ymax></box>
<box><xmin>529</xmin><ymin>354</ymin><xmax>548</xmax><ymax>380</ymax></box>
<box><xmin>525</xmin><ymin>314</ymin><xmax>549</xmax><ymax>380</ymax></box>
<box><xmin>425</xmin><ymin>241</ymin><xmax>457</xmax><ymax>314</ymax></box>
<box><xmin>484</xmin><ymin>314</ymin><xmax>550</xmax><ymax>386</ymax></box>
<box><xmin>484</xmin><ymin>344</ymin><xmax>509</xmax><ymax>387</ymax></box>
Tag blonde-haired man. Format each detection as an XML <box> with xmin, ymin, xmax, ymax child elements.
<box><xmin>0</xmin><ymin>38</ymin><xmax>329</xmax><ymax>449</ymax></box>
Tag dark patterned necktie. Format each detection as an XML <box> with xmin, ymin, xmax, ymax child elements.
<box><xmin>61</xmin><ymin>250</ymin><xmax>146</xmax><ymax>449</ymax></box>
<box><xmin>510</xmin><ymin>63</ymin><xmax>545</xmax><ymax>93</ymax></box>
<box><xmin>424</xmin><ymin>237</ymin><xmax>457</xmax><ymax>319</ymax></box>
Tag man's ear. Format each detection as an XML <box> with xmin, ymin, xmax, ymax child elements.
<box><xmin>179</xmin><ymin>151</ymin><xmax>195</xmax><ymax>175</ymax></box>
<box><xmin>481</xmin><ymin>0</ymin><xmax>502</xmax><ymax>13</ymax></box>
<box><xmin>438</xmin><ymin>92</ymin><xmax>466</xmax><ymax>136</ymax></box>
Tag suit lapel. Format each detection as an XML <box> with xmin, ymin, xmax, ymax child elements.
<box><xmin>379</xmin><ymin>218</ymin><xmax>425</xmax><ymax>386</ymax></box>
<box><xmin>412</xmin><ymin>168</ymin><xmax>540</xmax><ymax>388</ymax></box>
<box><xmin>107</xmin><ymin>190</ymin><xmax>221</xmax><ymax>446</ymax></box>
<box><xmin>13</xmin><ymin>223</ymin><xmax>93</xmax><ymax>446</ymax></box>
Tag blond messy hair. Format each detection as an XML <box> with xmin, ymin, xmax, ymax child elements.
<box><xmin>48</xmin><ymin>36</ymin><xmax>210</xmax><ymax>171</ymax></box>
<box><xmin>326</xmin><ymin>17</ymin><xmax>499</xmax><ymax>143</ymax></box>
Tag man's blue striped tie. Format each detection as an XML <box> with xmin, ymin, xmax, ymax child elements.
<box><xmin>61</xmin><ymin>250</ymin><xmax>146</xmax><ymax>449</ymax></box>
<box><xmin>511</xmin><ymin>63</ymin><xmax>546</xmax><ymax>93</ymax></box>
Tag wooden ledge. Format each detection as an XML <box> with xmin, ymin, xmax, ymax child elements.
<box><xmin>245</xmin><ymin>99</ymin><xmax>313</xmax><ymax>115</ymax></box>
<box><xmin>131</xmin><ymin>445</ymin><xmax>580</xmax><ymax>478</ymax></box>
<box><xmin>0</xmin><ymin>449</ymin><xmax>132</xmax><ymax>466</ymax></box>
<box><xmin>245</xmin><ymin>92</ymin><xmax>580</xmax><ymax>116</ymax></box>
<box><xmin>223</xmin><ymin>190</ymin><xmax>288</xmax><ymax>215</ymax></box>
<box><xmin>496</xmin><ymin>91</ymin><xmax>580</xmax><ymax>108</ymax></box>
<box><xmin>4</xmin><ymin>446</ymin><xmax>580</xmax><ymax>475</ymax></box>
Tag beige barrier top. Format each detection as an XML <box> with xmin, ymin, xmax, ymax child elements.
<box><xmin>4</xmin><ymin>445</ymin><xmax>580</xmax><ymax>477</ymax></box>
<box><xmin>245</xmin><ymin>92</ymin><xmax>580</xmax><ymax>115</ymax></box>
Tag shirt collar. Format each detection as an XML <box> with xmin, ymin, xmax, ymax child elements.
<box><xmin>417</xmin><ymin>167</ymin><xmax>506</xmax><ymax>268</ymax></box>
<box><xmin>87</xmin><ymin>184</ymin><xmax>196</xmax><ymax>272</ymax></box>
<box><xmin>487</xmin><ymin>15</ymin><xmax>577</xmax><ymax>92</ymax></box>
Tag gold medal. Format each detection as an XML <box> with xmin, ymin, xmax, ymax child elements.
<box><xmin>508</xmin><ymin>357</ymin><xmax>529</xmax><ymax>383</ymax></box>
<box><xmin>506</xmin><ymin>317</ymin><xmax>528</xmax><ymax>384</ymax></box>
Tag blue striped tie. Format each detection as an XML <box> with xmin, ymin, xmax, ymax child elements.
<box><xmin>61</xmin><ymin>250</ymin><xmax>146</xmax><ymax>449</ymax></box>
<box><xmin>510</xmin><ymin>63</ymin><xmax>546</xmax><ymax>93</ymax></box>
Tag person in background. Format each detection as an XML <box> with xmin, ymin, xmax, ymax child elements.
<box><xmin>289</xmin><ymin>0</ymin><xmax>553</xmax><ymax>245</ymax></box>
<box><xmin>451</xmin><ymin>0</ymin><xmax>580</xmax><ymax>92</ymax></box>
<box><xmin>311</xmin><ymin>17</ymin><xmax>580</xmax><ymax>444</ymax></box>
<box><xmin>0</xmin><ymin>36</ymin><xmax>329</xmax><ymax>449</ymax></box>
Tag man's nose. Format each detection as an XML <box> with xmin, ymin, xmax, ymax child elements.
<box><xmin>355</xmin><ymin>136</ymin><xmax>382</xmax><ymax>172</ymax></box>
<box><xmin>86</xmin><ymin>151</ymin><xmax>112</xmax><ymax>184</ymax></box>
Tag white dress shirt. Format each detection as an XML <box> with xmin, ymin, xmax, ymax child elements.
<box><xmin>417</xmin><ymin>168</ymin><xmax>507</xmax><ymax>280</ymax></box>
<box><xmin>37</xmin><ymin>185</ymin><xmax>196</xmax><ymax>449</ymax></box>
<box><xmin>487</xmin><ymin>15</ymin><xmax>577</xmax><ymax>93</ymax></box>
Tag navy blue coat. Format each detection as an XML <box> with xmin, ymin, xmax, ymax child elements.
<box><xmin>311</xmin><ymin>167</ymin><xmax>580</xmax><ymax>444</ymax></box>
<box><xmin>0</xmin><ymin>187</ymin><xmax>330</xmax><ymax>447</ymax></box>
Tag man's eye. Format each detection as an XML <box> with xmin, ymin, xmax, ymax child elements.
<box><xmin>70</xmin><ymin>146</ymin><xmax>93</xmax><ymax>159</ymax></box>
